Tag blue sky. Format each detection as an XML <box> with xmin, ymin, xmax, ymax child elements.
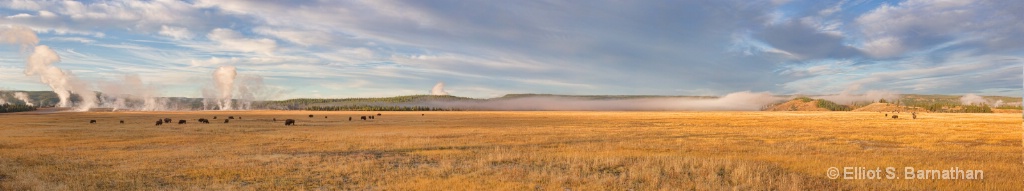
<box><xmin>0</xmin><ymin>0</ymin><xmax>1021</xmax><ymax>99</ymax></box>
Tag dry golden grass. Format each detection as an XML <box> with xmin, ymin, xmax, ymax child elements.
<box><xmin>0</xmin><ymin>111</ymin><xmax>1019</xmax><ymax>190</ymax></box>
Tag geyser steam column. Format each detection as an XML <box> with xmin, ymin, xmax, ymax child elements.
<box><xmin>3</xmin><ymin>26</ymin><xmax>96</xmax><ymax>110</ymax></box>
<box><xmin>431</xmin><ymin>82</ymin><xmax>449</xmax><ymax>95</ymax></box>
<box><xmin>213</xmin><ymin>66</ymin><xmax>237</xmax><ymax>110</ymax></box>
<box><xmin>24</xmin><ymin>45</ymin><xmax>72</xmax><ymax>107</ymax></box>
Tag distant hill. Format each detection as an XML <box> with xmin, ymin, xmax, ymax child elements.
<box><xmin>1</xmin><ymin>90</ymin><xmax>1020</xmax><ymax>112</ymax></box>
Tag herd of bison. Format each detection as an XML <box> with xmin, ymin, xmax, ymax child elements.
<box><xmin>89</xmin><ymin>113</ymin><xmax>390</xmax><ymax>126</ymax></box>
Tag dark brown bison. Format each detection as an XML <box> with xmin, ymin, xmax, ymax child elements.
<box><xmin>120</xmin><ymin>120</ymin><xmax>124</xmax><ymax>124</ymax></box>
<box><xmin>213</xmin><ymin>116</ymin><xmax>217</xmax><ymax>119</ymax></box>
<box><xmin>198</xmin><ymin>118</ymin><xmax>209</xmax><ymax>124</ymax></box>
<box><xmin>349</xmin><ymin>117</ymin><xmax>352</xmax><ymax>121</ymax></box>
<box><xmin>156</xmin><ymin>120</ymin><xmax>163</xmax><ymax>126</ymax></box>
<box><xmin>224</xmin><ymin>119</ymin><xmax>230</xmax><ymax>123</ymax></box>
<box><xmin>228</xmin><ymin>116</ymin><xmax>235</xmax><ymax>119</ymax></box>
<box><xmin>360</xmin><ymin>116</ymin><xmax>366</xmax><ymax>120</ymax></box>
<box><xmin>90</xmin><ymin>120</ymin><xmax>97</xmax><ymax>124</ymax></box>
<box><xmin>273</xmin><ymin>118</ymin><xmax>277</xmax><ymax>122</ymax></box>
<box><xmin>885</xmin><ymin>113</ymin><xmax>888</xmax><ymax>117</ymax></box>
<box><xmin>892</xmin><ymin>115</ymin><xmax>898</xmax><ymax>119</ymax></box>
<box><xmin>309</xmin><ymin>114</ymin><xmax>314</xmax><ymax>118</ymax></box>
<box><xmin>163</xmin><ymin>118</ymin><xmax>171</xmax><ymax>123</ymax></box>
<box><xmin>377</xmin><ymin>113</ymin><xmax>381</xmax><ymax>116</ymax></box>
<box><xmin>178</xmin><ymin>120</ymin><xmax>186</xmax><ymax>124</ymax></box>
<box><xmin>285</xmin><ymin>119</ymin><xmax>295</xmax><ymax>126</ymax></box>
<box><xmin>324</xmin><ymin>116</ymin><xmax>327</xmax><ymax>118</ymax></box>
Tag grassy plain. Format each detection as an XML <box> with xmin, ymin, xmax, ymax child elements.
<box><xmin>0</xmin><ymin>111</ymin><xmax>1019</xmax><ymax>190</ymax></box>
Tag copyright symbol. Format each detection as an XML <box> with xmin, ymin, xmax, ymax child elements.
<box><xmin>827</xmin><ymin>167</ymin><xmax>840</xmax><ymax>179</ymax></box>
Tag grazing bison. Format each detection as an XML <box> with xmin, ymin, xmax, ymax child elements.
<box><xmin>325</xmin><ymin>116</ymin><xmax>327</xmax><ymax>119</ymax></box>
<box><xmin>285</xmin><ymin>119</ymin><xmax>296</xmax><ymax>126</ymax></box>
<box><xmin>120</xmin><ymin>120</ymin><xmax>124</xmax><ymax>124</ymax></box>
<box><xmin>224</xmin><ymin>119</ymin><xmax>230</xmax><ymax>123</ymax></box>
<box><xmin>90</xmin><ymin>120</ymin><xmax>97</xmax><ymax>124</ymax></box>
<box><xmin>228</xmin><ymin>116</ymin><xmax>235</xmax><ymax>119</ymax></box>
<box><xmin>164</xmin><ymin>118</ymin><xmax>172</xmax><ymax>123</ymax></box>
<box><xmin>377</xmin><ymin>113</ymin><xmax>381</xmax><ymax>116</ymax></box>
<box><xmin>309</xmin><ymin>114</ymin><xmax>314</xmax><ymax>118</ymax></box>
<box><xmin>178</xmin><ymin>120</ymin><xmax>187</xmax><ymax>124</ymax></box>
<box><xmin>349</xmin><ymin>117</ymin><xmax>352</xmax><ymax>121</ymax></box>
<box><xmin>360</xmin><ymin>116</ymin><xmax>366</xmax><ymax>120</ymax></box>
<box><xmin>273</xmin><ymin>118</ymin><xmax>277</xmax><ymax>122</ymax></box>
<box><xmin>213</xmin><ymin>116</ymin><xmax>217</xmax><ymax>119</ymax></box>
<box><xmin>198</xmin><ymin>118</ymin><xmax>209</xmax><ymax>124</ymax></box>
<box><xmin>892</xmin><ymin>115</ymin><xmax>898</xmax><ymax>119</ymax></box>
<box><xmin>156</xmin><ymin>120</ymin><xmax>163</xmax><ymax>126</ymax></box>
<box><xmin>885</xmin><ymin>113</ymin><xmax>888</xmax><ymax>117</ymax></box>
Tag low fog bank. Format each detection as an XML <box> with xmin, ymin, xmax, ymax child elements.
<box><xmin>352</xmin><ymin>91</ymin><xmax>786</xmax><ymax>111</ymax></box>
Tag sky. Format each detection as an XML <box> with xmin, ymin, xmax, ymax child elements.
<box><xmin>0</xmin><ymin>0</ymin><xmax>1021</xmax><ymax>99</ymax></box>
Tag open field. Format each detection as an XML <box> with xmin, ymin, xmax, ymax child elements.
<box><xmin>0</xmin><ymin>111</ymin><xmax>1020</xmax><ymax>190</ymax></box>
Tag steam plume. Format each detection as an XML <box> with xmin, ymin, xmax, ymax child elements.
<box><xmin>959</xmin><ymin>94</ymin><xmax>988</xmax><ymax>105</ymax></box>
<box><xmin>213</xmin><ymin>66</ymin><xmax>237</xmax><ymax>110</ymax></box>
<box><xmin>24</xmin><ymin>45</ymin><xmax>72</xmax><ymax>107</ymax></box>
<box><xmin>431</xmin><ymin>82</ymin><xmax>449</xmax><ymax>95</ymax></box>
<box><xmin>0</xmin><ymin>26</ymin><xmax>38</xmax><ymax>49</ymax></box>
<box><xmin>14</xmin><ymin>92</ymin><xmax>33</xmax><ymax>106</ymax></box>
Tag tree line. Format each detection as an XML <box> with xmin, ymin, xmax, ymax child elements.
<box><xmin>0</xmin><ymin>104</ymin><xmax>37</xmax><ymax>113</ymax></box>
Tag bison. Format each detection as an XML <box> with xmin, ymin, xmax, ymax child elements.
<box><xmin>370</xmin><ymin>116</ymin><xmax>374</xmax><ymax>119</ymax></box>
<box><xmin>360</xmin><ymin>116</ymin><xmax>366</xmax><ymax>120</ymax></box>
<box><xmin>377</xmin><ymin>113</ymin><xmax>381</xmax><ymax>116</ymax></box>
<box><xmin>120</xmin><ymin>120</ymin><xmax>124</xmax><ymax>124</ymax></box>
<box><xmin>198</xmin><ymin>118</ymin><xmax>209</xmax><ymax>124</ymax></box>
<box><xmin>892</xmin><ymin>115</ymin><xmax>898</xmax><ymax>119</ymax></box>
<box><xmin>228</xmin><ymin>116</ymin><xmax>235</xmax><ymax>119</ymax></box>
<box><xmin>325</xmin><ymin>116</ymin><xmax>327</xmax><ymax>119</ymax></box>
<box><xmin>213</xmin><ymin>116</ymin><xmax>217</xmax><ymax>119</ymax></box>
<box><xmin>155</xmin><ymin>120</ymin><xmax>163</xmax><ymax>126</ymax></box>
<box><xmin>178</xmin><ymin>120</ymin><xmax>186</xmax><ymax>124</ymax></box>
<box><xmin>309</xmin><ymin>114</ymin><xmax>314</xmax><ymax>118</ymax></box>
<box><xmin>164</xmin><ymin>118</ymin><xmax>172</xmax><ymax>123</ymax></box>
<box><xmin>224</xmin><ymin>119</ymin><xmax>230</xmax><ymax>123</ymax></box>
<box><xmin>90</xmin><ymin>120</ymin><xmax>97</xmax><ymax>124</ymax></box>
<box><xmin>273</xmin><ymin>118</ymin><xmax>277</xmax><ymax>122</ymax></box>
<box><xmin>885</xmin><ymin>113</ymin><xmax>888</xmax><ymax>117</ymax></box>
<box><xmin>349</xmin><ymin>117</ymin><xmax>352</xmax><ymax>121</ymax></box>
<box><xmin>284</xmin><ymin>119</ymin><xmax>295</xmax><ymax>126</ymax></box>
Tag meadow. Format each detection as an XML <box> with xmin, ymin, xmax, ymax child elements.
<box><xmin>0</xmin><ymin>111</ymin><xmax>1019</xmax><ymax>190</ymax></box>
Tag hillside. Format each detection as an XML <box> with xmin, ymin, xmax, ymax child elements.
<box><xmin>850</xmin><ymin>103</ymin><xmax>927</xmax><ymax>112</ymax></box>
<box><xmin>764</xmin><ymin>99</ymin><xmax>828</xmax><ymax>111</ymax></box>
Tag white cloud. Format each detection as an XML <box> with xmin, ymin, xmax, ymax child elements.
<box><xmin>48</xmin><ymin>37</ymin><xmax>95</xmax><ymax>43</ymax></box>
<box><xmin>253</xmin><ymin>27</ymin><xmax>332</xmax><ymax>46</ymax></box>
<box><xmin>861</xmin><ymin>37</ymin><xmax>905</xmax><ymax>58</ymax></box>
<box><xmin>206</xmin><ymin>28</ymin><xmax>277</xmax><ymax>55</ymax></box>
<box><xmin>855</xmin><ymin>0</ymin><xmax>1020</xmax><ymax>57</ymax></box>
<box><xmin>158</xmin><ymin>25</ymin><xmax>193</xmax><ymax>40</ymax></box>
<box><xmin>37</xmin><ymin>10</ymin><xmax>56</xmax><ymax>18</ymax></box>
<box><xmin>5</xmin><ymin>13</ymin><xmax>32</xmax><ymax>19</ymax></box>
